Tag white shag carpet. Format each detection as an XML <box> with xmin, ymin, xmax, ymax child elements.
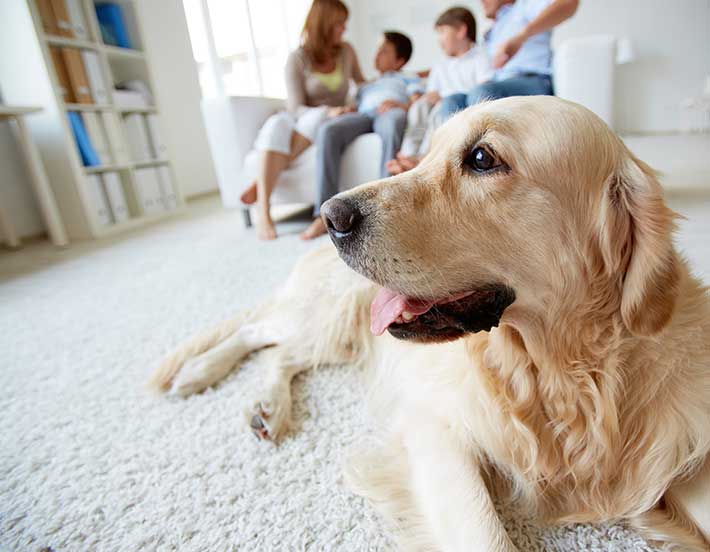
<box><xmin>2</xmin><ymin>197</ymin><xmax>709</xmax><ymax>552</ymax></box>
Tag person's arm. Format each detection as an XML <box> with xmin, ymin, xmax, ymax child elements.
<box><xmin>492</xmin><ymin>0</ymin><xmax>579</xmax><ymax>68</ymax></box>
<box><xmin>377</xmin><ymin>100</ymin><xmax>410</xmax><ymax>113</ymax></box>
<box><xmin>285</xmin><ymin>51</ymin><xmax>309</xmax><ymax>116</ymax></box>
<box><xmin>406</xmin><ymin>78</ymin><xmax>424</xmax><ymax>98</ymax></box>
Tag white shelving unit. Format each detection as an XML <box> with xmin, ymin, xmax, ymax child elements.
<box><xmin>0</xmin><ymin>0</ymin><xmax>183</xmax><ymax>240</ymax></box>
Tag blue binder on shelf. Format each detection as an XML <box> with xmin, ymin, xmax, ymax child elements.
<box><xmin>95</xmin><ymin>3</ymin><xmax>132</xmax><ymax>49</ymax></box>
<box><xmin>68</xmin><ymin>111</ymin><xmax>100</xmax><ymax>167</ymax></box>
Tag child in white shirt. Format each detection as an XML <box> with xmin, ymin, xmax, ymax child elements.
<box><xmin>389</xmin><ymin>7</ymin><xmax>491</xmax><ymax>174</ymax></box>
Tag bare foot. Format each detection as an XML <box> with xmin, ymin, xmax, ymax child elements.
<box><xmin>256</xmin><ymin>215</ymin><xmax>277</xmax><ymax>240</ymax></box>
<box><xmin>300</xmin><ymin>217</ymin><xmax>327</xmax><ymax>240</ymax></box>
<box><xmin>386</xmin><ymin>158</ymin><xmax>404</xmax><ymax>175</ymax></box>
<box><xmin>240</xmin><ymin>181</ymin><xmax>257</xmax><ymax>205</ymax></box>
<box><xmin>396</xmin><ymin>153</ymin><xmax>421</xmax><ymax>172</ymax></box>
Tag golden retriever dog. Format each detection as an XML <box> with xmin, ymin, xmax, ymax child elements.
<box><xmin>150</xmin><ymin>96</ymin><xmax>710</xmax><ymax>551</ymax></box>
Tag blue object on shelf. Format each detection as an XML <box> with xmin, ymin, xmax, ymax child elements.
<box><xmin>97</xmin><ymin>21</ymin><xmax>119</xmax><ymax>47</ymax></box>
<box><xmin>68</xmin><ymin>112</ymin><xmax>100</xmax><ymax>167</ymax></box>
<box><xmin>95</xmin><ymin>3</ymin><xmax>133</xmax><ymax>49</ymax></box>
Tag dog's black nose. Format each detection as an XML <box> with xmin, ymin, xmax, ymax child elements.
<box><xmin>321</xmin><ymin>198</ymin><xmax>362</xmax><ymax>237</ymax></box>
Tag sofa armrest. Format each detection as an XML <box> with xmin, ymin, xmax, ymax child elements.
<box><xmin>202</xmin><ymin>96</ymin><xmax>285</xmax><ymax>207</ymax></box>
<box><xmin>554</xmin><ymin>35</ymin><xmax>616</xmax><ymax>128</ymax></box>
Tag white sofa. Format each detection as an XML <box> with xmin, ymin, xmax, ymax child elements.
<box><xmin>202</xmin><ymin>35</ymin><xmax>621</xmax><ymax>225</ymax></box>
<box><xmin>202</xmin><ymin>96</ymin><xmax>382</xmax><ymax>225</ymax></box>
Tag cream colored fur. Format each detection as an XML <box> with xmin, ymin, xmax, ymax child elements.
<box><xmin>150</xmin><ymin>97</ymin><xmax>710</xmax><ymax>551</ymax></box>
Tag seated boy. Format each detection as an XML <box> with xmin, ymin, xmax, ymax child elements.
<box><xmin>387</xmin><ymin>7</ymin><xmax>491</xmax><ymax>175</ymax></box>
<box><xmin>301</xmin><ymin>31</ymin><xmax>420</xmax><ymax>240</ymax></box>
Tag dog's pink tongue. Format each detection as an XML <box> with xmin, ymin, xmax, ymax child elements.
<box><xmin>370</xmin><ymin>288</ymin><xmax>433</xmax><ymax>336</ymax></box>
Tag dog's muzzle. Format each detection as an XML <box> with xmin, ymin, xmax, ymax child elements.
<box><xmin>321</xmin><ymin>197</ymin><xmax>362</xmax><ymax>243</ymax></box>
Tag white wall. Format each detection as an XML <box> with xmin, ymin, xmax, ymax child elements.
<box><xmin>349</xmin><ymin>0</ymin><xmax>710</xmax><ymax>133</ymax></box>
<box><xmin>136</xmin><ymin>0</ymin><xmax>218</xmax><ymax>198</ymax></box>
<box><xmin>553</xmin><ymin>0</ymin><xmax>710</xmax><ymax>133</ymax></box>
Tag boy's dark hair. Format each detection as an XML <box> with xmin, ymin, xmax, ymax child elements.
<box><xmin>383</xmin><ymin>31</ymin><xmax>413</xmax><ymax>64</ymax></box>
<box><xmin>435</xmin><ymin>6</ymin><xmax>477</xmax><ymax>42</ymax></box>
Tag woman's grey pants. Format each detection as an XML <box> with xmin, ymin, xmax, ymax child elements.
<box><xmin>313</xmin><ymin>108</ymin><xmax>406</xmax><ymax>216</ymax></box>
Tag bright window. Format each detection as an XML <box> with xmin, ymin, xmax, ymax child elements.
<box><xmin>182</xmin><ymin>0</ymin><xmax>311</xmax><ymax>99</ymax></box>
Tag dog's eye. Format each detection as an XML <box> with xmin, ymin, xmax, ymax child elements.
<box><xmin>464</xmin><ymin>146</ymin><xmax>502</xmax><ymax>173</ymax></box>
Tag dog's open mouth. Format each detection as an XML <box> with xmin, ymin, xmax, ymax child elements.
<box><xmin>370</xmin><ymin>285</ymin><xmax>516</xmax><ymax>342</ymax></box>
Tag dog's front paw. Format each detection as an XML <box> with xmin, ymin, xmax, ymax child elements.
<box><xmin>245</xmin><ymin>390</ymin><xmax>291</xmax><ymax>442</ymax></box>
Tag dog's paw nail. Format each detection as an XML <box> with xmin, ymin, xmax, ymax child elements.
<box><xmin>250</xmin><ymin>414</ymin><xmax>265</xmax><ymax>430</ymax></box>
<box><xmin>253</xmin><ymin>427</ymin><xmax>270</xmax><ymax>440</ymax></box>
<box><xmin>250</xmin><ymin>414</ymin><xmax>271</xmax><ymax>440</ymax></box>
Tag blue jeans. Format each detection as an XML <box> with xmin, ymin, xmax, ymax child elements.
<box><xmin>438</xmin><ymin>74</ymin><xmax>554</xmax><ymax>122</ymax></box>
<box><xmin>313</xmin><ymin>108</ymin><xmax>406</xmax><ymax>215</ymax></box>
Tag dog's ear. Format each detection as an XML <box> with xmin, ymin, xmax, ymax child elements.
<box><xmin>597</xmin><ymin>156</ymin><xmax>680</xmax><ymax>336</ymax></box>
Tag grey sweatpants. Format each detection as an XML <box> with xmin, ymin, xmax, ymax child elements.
<box><xmin>313</xmin><ymin>108</ymin><xmax>406</xmax><ymax>215</ymax></box>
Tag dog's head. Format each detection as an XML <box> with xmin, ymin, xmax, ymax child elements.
<box><xmin>322</xmin><ymin>96</ymin><xmax>679</xmax><ymax>343</ymax></box>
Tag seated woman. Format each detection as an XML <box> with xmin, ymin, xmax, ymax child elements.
<box><xmin>300</xmin><ymin>31</ymin><xmax>419</xmax><ymax>240</ymax></box>
<box><xmin>241</xmin><ymin>0</ymin><xmax>365</xmax><ymax>240</ymax></box>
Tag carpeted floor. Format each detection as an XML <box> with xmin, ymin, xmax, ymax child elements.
<box><xmin>2</xmin><ymin>196</ymin><xmax>708</xmax><ymax>552</ymax></box>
